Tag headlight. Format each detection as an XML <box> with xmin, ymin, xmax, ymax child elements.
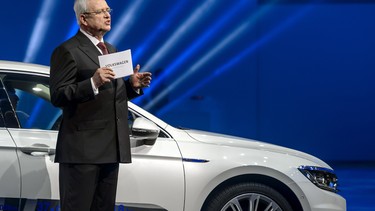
<box><xmin>298</xmin><ymin>165</ymin><xmax>339</xmax><ymax>193</ymax></box>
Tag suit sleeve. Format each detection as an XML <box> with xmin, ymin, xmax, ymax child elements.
<box><xmin>50</xmin><ymin>46</ymin><xmax>95</xmax><ymax>108</ymax></box>
<box><xmin>125</xmin><ymin>79</ymin><xmax>143</xmax><ymax>100</ymax></box>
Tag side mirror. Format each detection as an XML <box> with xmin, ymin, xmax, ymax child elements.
<box><xmin>131</xmin><ymin>117</ymin><xmax>160</xmax><ymax>146</ymax></box>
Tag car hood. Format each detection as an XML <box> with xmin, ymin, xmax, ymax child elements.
<box><xmin>184</xmin><ymin>129</ymin><xmax>329</xmax><ymax>167</ymax></box>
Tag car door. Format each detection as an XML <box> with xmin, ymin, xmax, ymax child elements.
<box><xmin>0</xmin><ymin>81</ymin><xmax>22</xmax><ymax>211</ymax></box>
<box><xmin>1</xmin><ymin>72</ymin><xmax>61</xmax><ymax>211</ymax></box>
<box><xmin>115</xmin><ymin>110</ymin><xmax>185</xmax><ymax>211</ymax></box>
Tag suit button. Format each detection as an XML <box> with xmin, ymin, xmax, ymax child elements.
<box><xmin>116</xmin><ymin>117</ymin><xmax>120</xmax><ymax>121</ymax></box>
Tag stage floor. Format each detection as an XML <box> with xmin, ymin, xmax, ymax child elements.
<box><xmin>332</xmin><ymin>162</ymin><xmax>375</xmax><ymax>211</ymax></box>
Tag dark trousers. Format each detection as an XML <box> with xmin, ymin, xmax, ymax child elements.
<box><xmin>59</xmin><ymin>163</ymin><xmax>120</xmax><ymax>211</ymax></box>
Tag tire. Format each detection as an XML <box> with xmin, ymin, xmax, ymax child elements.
<box><xmin>202</xmin><ymin>182</ymin><xmax>294</xmax><ymax>211</ymax></box>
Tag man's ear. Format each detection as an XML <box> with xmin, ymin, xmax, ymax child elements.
<box><xmin>80</xmin><ymin>14</ymin><xmax>88</xmax><ymax>26</ymax></box>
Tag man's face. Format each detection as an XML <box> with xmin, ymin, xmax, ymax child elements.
<box><xmin>83</xmin><ymin>0</ymin><xmax>111</xmax><ymax>35</ymax></box>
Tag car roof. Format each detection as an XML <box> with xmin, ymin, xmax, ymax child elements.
<box><xmin>0</xmin><ymin>60</ymin><xmax>50</xmax><ymax>75</ymax></box>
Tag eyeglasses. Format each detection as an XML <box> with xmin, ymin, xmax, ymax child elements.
<box><xmin>83</xmin><ymin>8</ymin><xmax>112</xmax><ymax>15</ymax></box>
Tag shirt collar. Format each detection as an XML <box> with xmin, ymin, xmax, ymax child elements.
<box><xmin>80</xmin><ymin>28</ymin><xmax>104</xmax><ymax>46</ymax></box>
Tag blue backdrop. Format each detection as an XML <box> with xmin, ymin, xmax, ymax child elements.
<box><xmin>1</xmin><ymin>0</ymin><xmax>374</xmax><ymax>162</ymax></box>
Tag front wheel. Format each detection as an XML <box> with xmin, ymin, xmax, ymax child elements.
<box><xmin>202</xmin><ymin>182</ymin><xmax>293</xmax><ymax>211</ymax></box>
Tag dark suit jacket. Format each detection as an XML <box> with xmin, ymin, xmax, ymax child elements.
<box><xmin>49</xmin><ymin>31</ymin><xmax>140</xmax><ymax>164</ymax></box>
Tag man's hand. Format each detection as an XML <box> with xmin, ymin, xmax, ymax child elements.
<box><xmin>92</xmin><ymin>67</ymin><xmax>116</xmax><ymax>88</ymax></box>
<box><xmin>130</xmin><ymin>64</ymin><xmax>152</xmax><ymax>89</ymax></box>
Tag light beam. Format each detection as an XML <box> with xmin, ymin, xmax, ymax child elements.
<box><xmin>106</xmin><ymin>0</ymin><xmax>148</xmax><ymax>46</ymax></box>
<box><xmin>156</xmin><ymin>3</ymin><xmax>317</xmax><ymax>116</ymax></box>
<box><xmin>24</xmin><ymin>1</ymin><xmax>58</xmax><ymax>63</ymax></box>
<box><xmin>141</xmin><ymin>0</ymin><xmax>218</xmax><ymax>71</ymax></box>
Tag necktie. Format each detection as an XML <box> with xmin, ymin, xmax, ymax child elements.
<box><xmin>97</xmin><ymin>42</ymin><xmax>109</xmax><ymax>55</ymax></box>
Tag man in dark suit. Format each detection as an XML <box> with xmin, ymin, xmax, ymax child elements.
<box><xmin>49</xmin><ymin>0</ymin><xmax>152</xmax><ymax>210</ymax></box>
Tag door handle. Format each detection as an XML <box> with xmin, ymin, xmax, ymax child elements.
<box><xmin>20</xmin><ymin>143</ymin><xmax>55</xmax><ymax>156</ymax></box>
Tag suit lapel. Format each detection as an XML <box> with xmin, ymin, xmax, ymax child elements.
<box><xmin>75</xmin><ymin>31</ymin><xmax>102</xmax><ymax>66</ymax></box>
<box><xmin>105</xmin><ymin>43</ymin><xmax>116</xmax><ymax>54</ymax></box>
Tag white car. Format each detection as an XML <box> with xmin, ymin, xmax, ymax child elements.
<box><xmin>0</xmin><ymin>60</ymin><xmax>346</xmax><ymax>211</ymax></box>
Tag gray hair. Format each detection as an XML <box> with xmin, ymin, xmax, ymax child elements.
<box><xmin>74</xmin><ymin>0</ymin><xmax>88</xmax><ymax>25</ymax></box>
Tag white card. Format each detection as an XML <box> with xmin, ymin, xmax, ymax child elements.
<box><xmin>98</xmin><ymin>49</ymin><xmax>133</xmax><ymax>78</ymax></box>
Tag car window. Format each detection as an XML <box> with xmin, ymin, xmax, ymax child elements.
<box><xmin>0</xmin><ymin>85</ymin><xmax>15</xmax><ymax>127</ymax></box>
<box><xmin>0</xmin><ymin>73</ymin><xmax>62</xmax><ymax>130</ymax></box>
